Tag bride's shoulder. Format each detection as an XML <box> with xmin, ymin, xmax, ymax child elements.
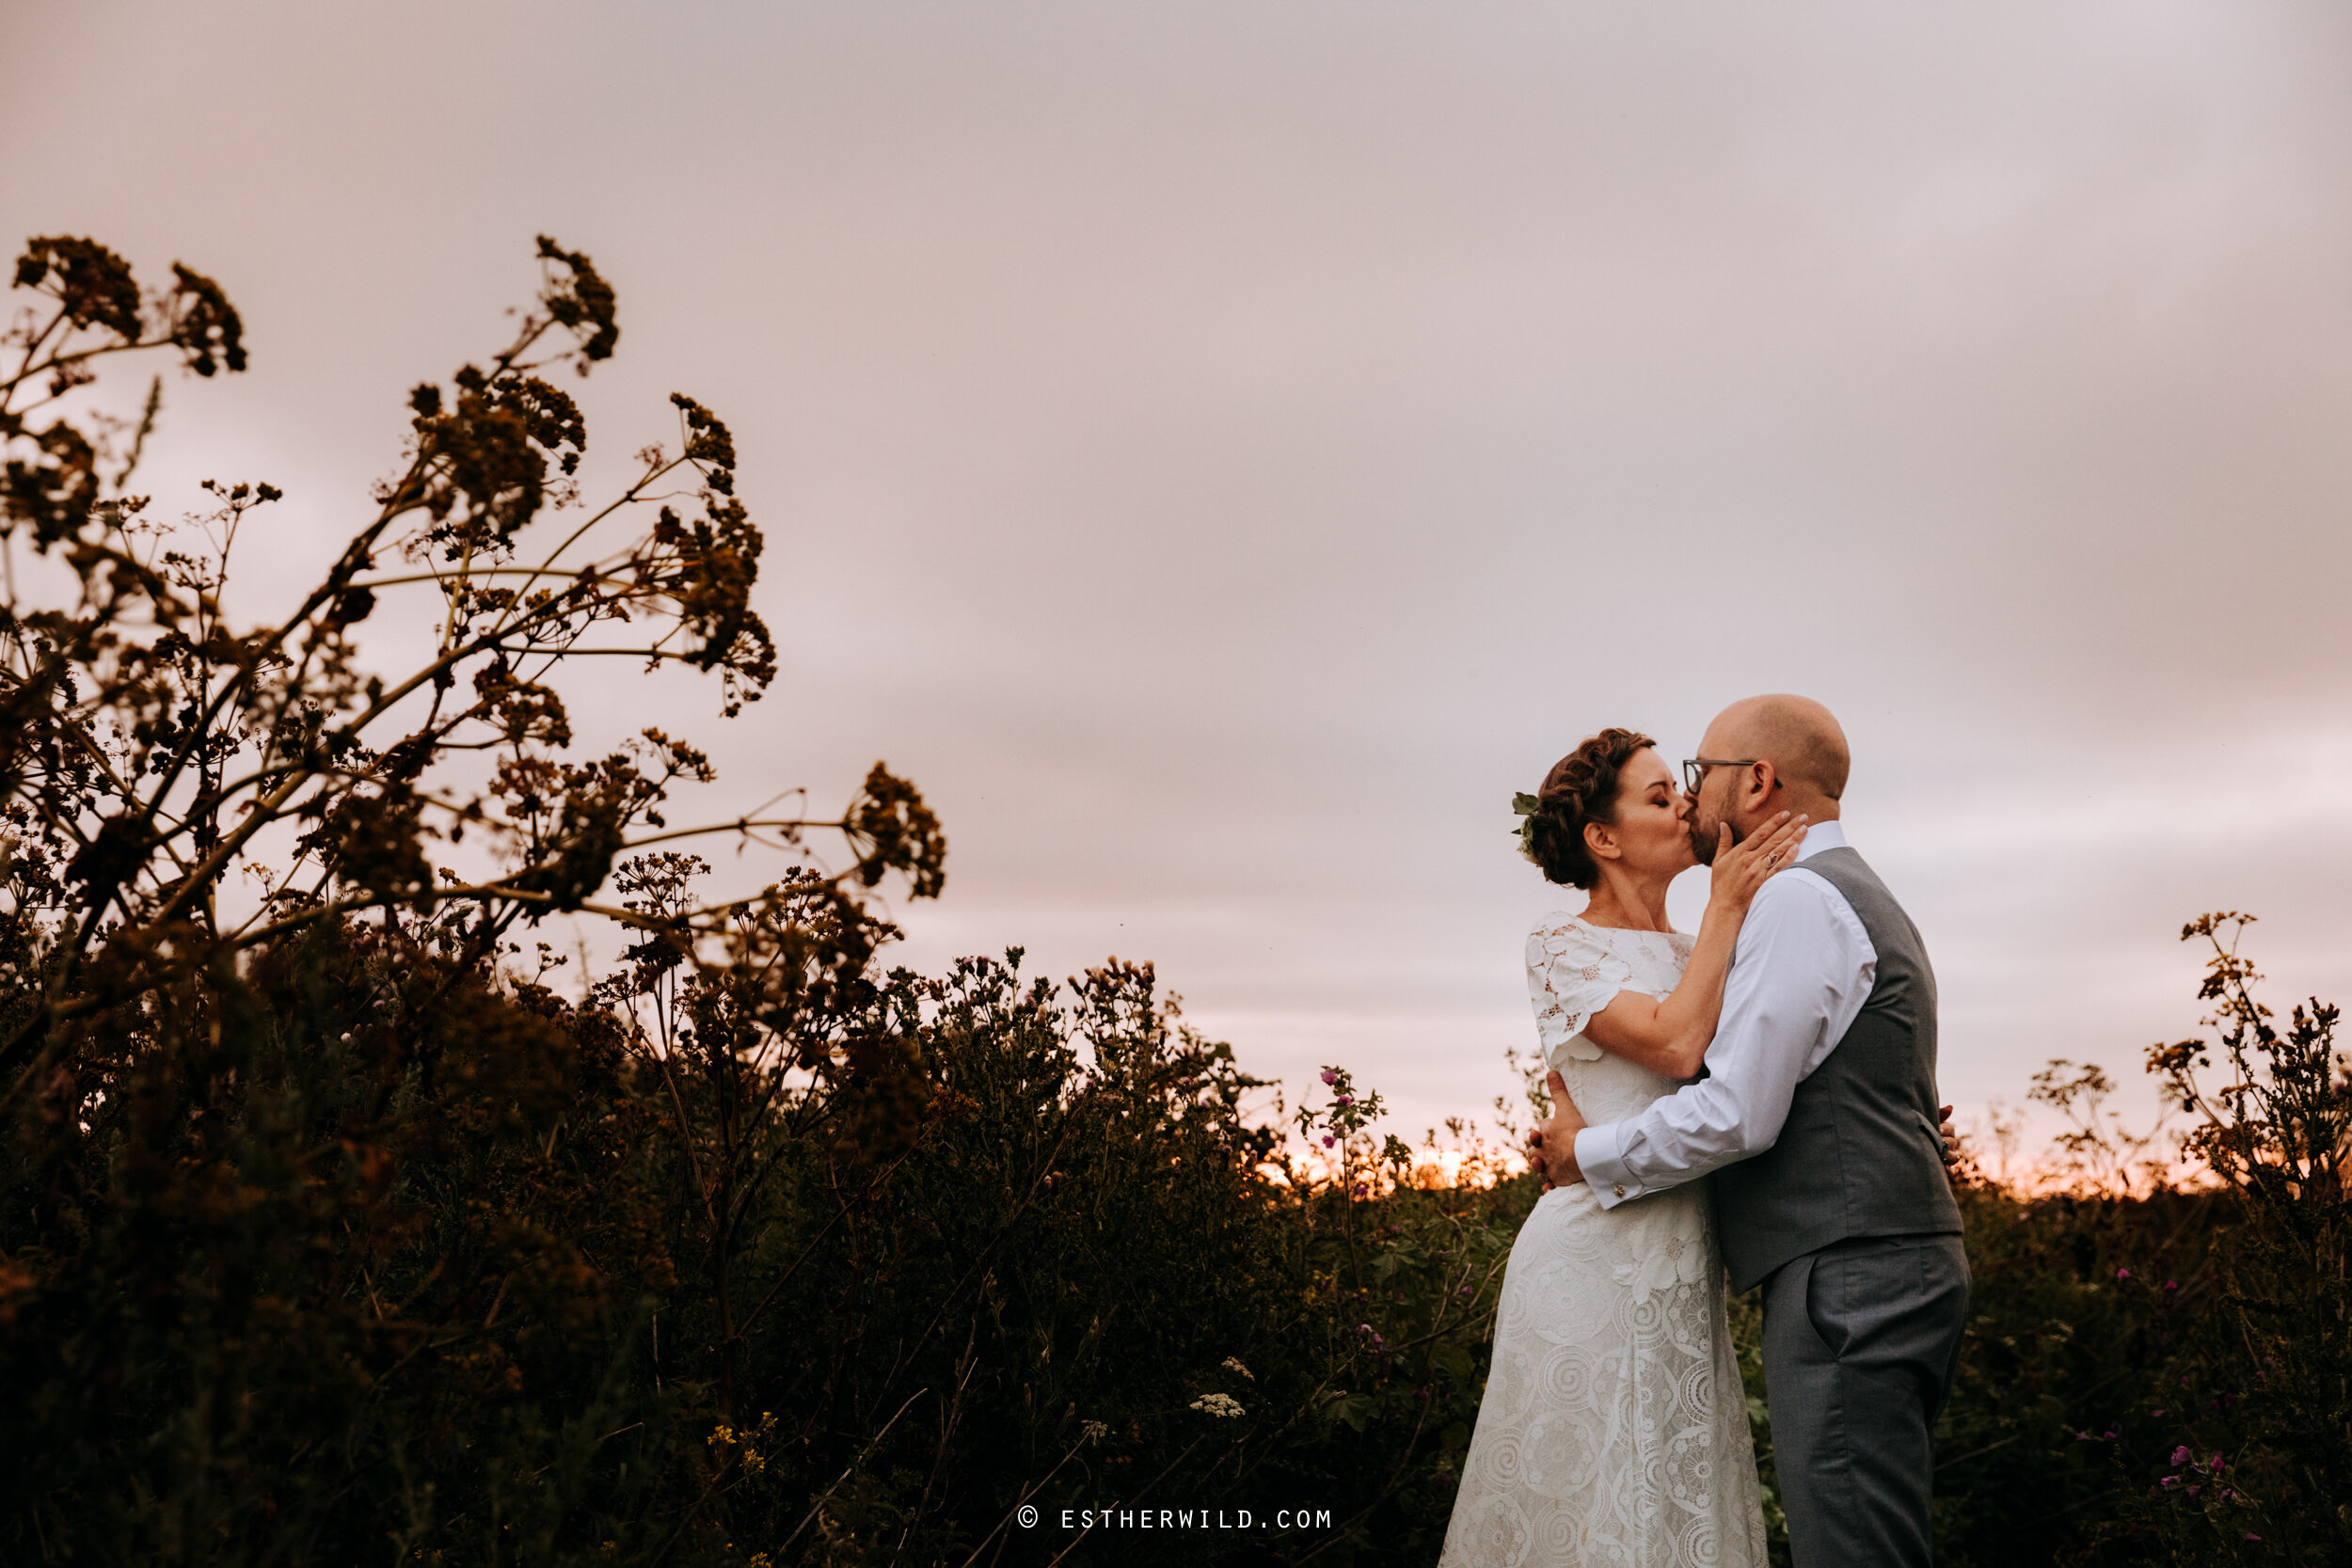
<box><xmin>1645</xmin><ymin>927</ymin><xmax>1697</xmax><ymax>970</ymax></box>
<box><xmin>1526</xmin><ymin>911</ymin><xmax>1612</xmax><ymax>961</ymax></box>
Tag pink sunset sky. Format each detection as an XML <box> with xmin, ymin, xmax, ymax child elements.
<box><xmin>8</xmin><ymin>0</ymin><xmax>2352</xmax><ymax>1164</ymax></box>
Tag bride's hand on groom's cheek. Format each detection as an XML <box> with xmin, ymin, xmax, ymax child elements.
<box><xmin>1708</xmin><ymin>813</ymin><xmax>1807</xmax><ymax>910</ymax></box>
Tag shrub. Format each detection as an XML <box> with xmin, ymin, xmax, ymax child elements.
<box><xmin>0</xmin><ymin>232</ymin><xmax>1524</xmax><ymax>1566</ymax></box>
<box><xmin>0</xmin><ymin>231</ymin><xmax>944</xmax><ymax>1564</ymax></box>
<box><xmin>2083</xmin><ymin>913</ymin><xmax>2352</xmax><ymax>1564</ymax></box>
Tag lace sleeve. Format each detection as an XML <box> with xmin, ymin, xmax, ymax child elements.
<box><xmin>1526</xmin><ymin>918</ymin><xmax>1639</xmax><ymax>1063</ymax></box>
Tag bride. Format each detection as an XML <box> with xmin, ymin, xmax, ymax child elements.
<box><xmin>1438</xmin><ymin>727</ymin><xmax>1804</xmax><ymax>1568</ymax></box>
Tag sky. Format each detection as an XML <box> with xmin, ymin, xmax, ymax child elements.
<box><xmin>7</xmin><ymin>0</ymin><xmax>2352</xmax><ymax>1166</ymax></box>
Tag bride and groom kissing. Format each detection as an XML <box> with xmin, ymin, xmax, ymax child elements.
<box><xmin>1438</xmin><ymin>695</ymin><xmax>1968</xmax><ymax>1568</ymax></box>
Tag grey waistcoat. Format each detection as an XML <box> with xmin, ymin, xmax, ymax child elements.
<box><xmin>1713</xmin><ymin>845</ymin><xmax>1963</xmax><ymax>1294</ymax></box>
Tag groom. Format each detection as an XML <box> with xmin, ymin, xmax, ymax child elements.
<box><xmin>1534</xmin><ymin>694</ymin><xmax>1968</xmax><ymax>1568</ymax></box>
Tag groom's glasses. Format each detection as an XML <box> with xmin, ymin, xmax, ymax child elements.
<box><xmin>1681</xmin><ymin>757</ymin><xmax>1756</xmax><ymax>795</ymax></box>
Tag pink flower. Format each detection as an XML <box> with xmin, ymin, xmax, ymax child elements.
<box><xmin>1320</xmin><ymin>1069</ymin><xmax>1338</xmax><ymax>1085</ymax></box>
<box><xmin>2116</xmin><ymin>1267</ymin><xmax>2132</xmax><ymax>1281</ymax></box>
<box><xmin>1321</xmin><ymin>1134</ymin><xmax>1336</xmax><ymax>1148</ymax></box>
<box><xmin>2171</xmin><ymin>1446</ymin><xmax>2192</xmax><ymax>1465</ymax></box>
<box><xmin>1336</xmin><ymin>1093</ymin><xmax>1353</xmax><ymax>1107</ymax></box>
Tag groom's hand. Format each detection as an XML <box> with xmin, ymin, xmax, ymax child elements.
<box><xmin>1530</xmin><ymin>1069</ymin><xmax>1590</xmax><ymax>1190</ymax></box>
<box><xmin>1938</xmin><ymin>1102</ymin><xmax>1961</xmax><ymax>1175</ymax></box>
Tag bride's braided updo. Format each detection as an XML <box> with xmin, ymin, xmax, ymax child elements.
<box><xmin>1518</xmin><ymin>727</ymin><xmax>1657</xmax><ymax>890</ymax></box>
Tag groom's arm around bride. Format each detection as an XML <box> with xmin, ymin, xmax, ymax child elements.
<box><xmin>1534</xmin><ymin>695</ymin><xmax>1968</xmax><ymax>1568</ymax></box>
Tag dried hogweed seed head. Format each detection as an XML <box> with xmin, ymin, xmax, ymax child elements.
<box><xmin>15</xmin><ymin>236</ymin><xmax>142</xmax><ymax>338</ymax></box>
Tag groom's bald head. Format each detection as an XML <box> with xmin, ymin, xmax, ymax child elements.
<box><xmin>1705</xmin><ymin>695</ymin><xmax>1851</xmax><ymax>804</ymax></box>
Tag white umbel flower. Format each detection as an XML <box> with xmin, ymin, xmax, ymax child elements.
<box><xmin>1220</xmin><ymin>1356</ymin><xmax>1254</xmax><ymax>1381</ymax></box>
<box><xmin>1190</xmin><ymin>1393</ymin><xmax>1245</xmax><ymax>1418</ymax></box>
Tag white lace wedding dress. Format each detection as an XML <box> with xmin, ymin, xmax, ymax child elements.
<box><xmin>1438</xmin><ymin>915</ymin><xmax>1768</xmax><ymax>1568</ymax></box>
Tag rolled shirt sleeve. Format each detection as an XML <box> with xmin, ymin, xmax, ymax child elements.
<box><xmin>1573</xmin><ymin>862</ymin><xmax>1876</xmax><ymax>1207</ymax></box>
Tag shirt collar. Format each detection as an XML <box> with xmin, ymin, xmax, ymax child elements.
<box><xmin>1792</xmin><ymin>818</ymin><xmax>1847</xmax><ymax>862</ymax></box>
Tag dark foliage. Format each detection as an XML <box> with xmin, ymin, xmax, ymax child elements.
<box><xmin>0</xmin><ymin>233</ymin><xmax>947</xmax><ymax>1565</ymax></box>
<box><xmin>0</xmin><ymin>233</ymin><xmax>1524</xmax><ymax>1566</ymax></box>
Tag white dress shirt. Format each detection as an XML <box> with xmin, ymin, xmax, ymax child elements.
<box><xmin>1573</xmin><ymin>819</ymin><xmax>1877</xmax><ymax>1208</ymax></box>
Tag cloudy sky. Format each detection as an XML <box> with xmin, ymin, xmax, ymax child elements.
<box><xmin>8</xmin><ymin>0</ymin><xmax>2351</xmax><ymax>1165</ymax></box>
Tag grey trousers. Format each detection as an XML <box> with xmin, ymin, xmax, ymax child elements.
<box><xmin>1759</xmin><ymin>1233</ymin><xmax>1970</xmax><ymax>1568</ymax></box>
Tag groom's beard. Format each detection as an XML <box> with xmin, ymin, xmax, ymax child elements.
<box><xmin>1689</xmin><ymin>813</ymin><xmax>1743</xmax><ymax>865</ymax></box>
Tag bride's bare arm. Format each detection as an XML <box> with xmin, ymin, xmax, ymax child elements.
<box><xmin>1581</xmin><ymin>813</ymin><xmax>1807</xmax><ymax>1079</ymax></box>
